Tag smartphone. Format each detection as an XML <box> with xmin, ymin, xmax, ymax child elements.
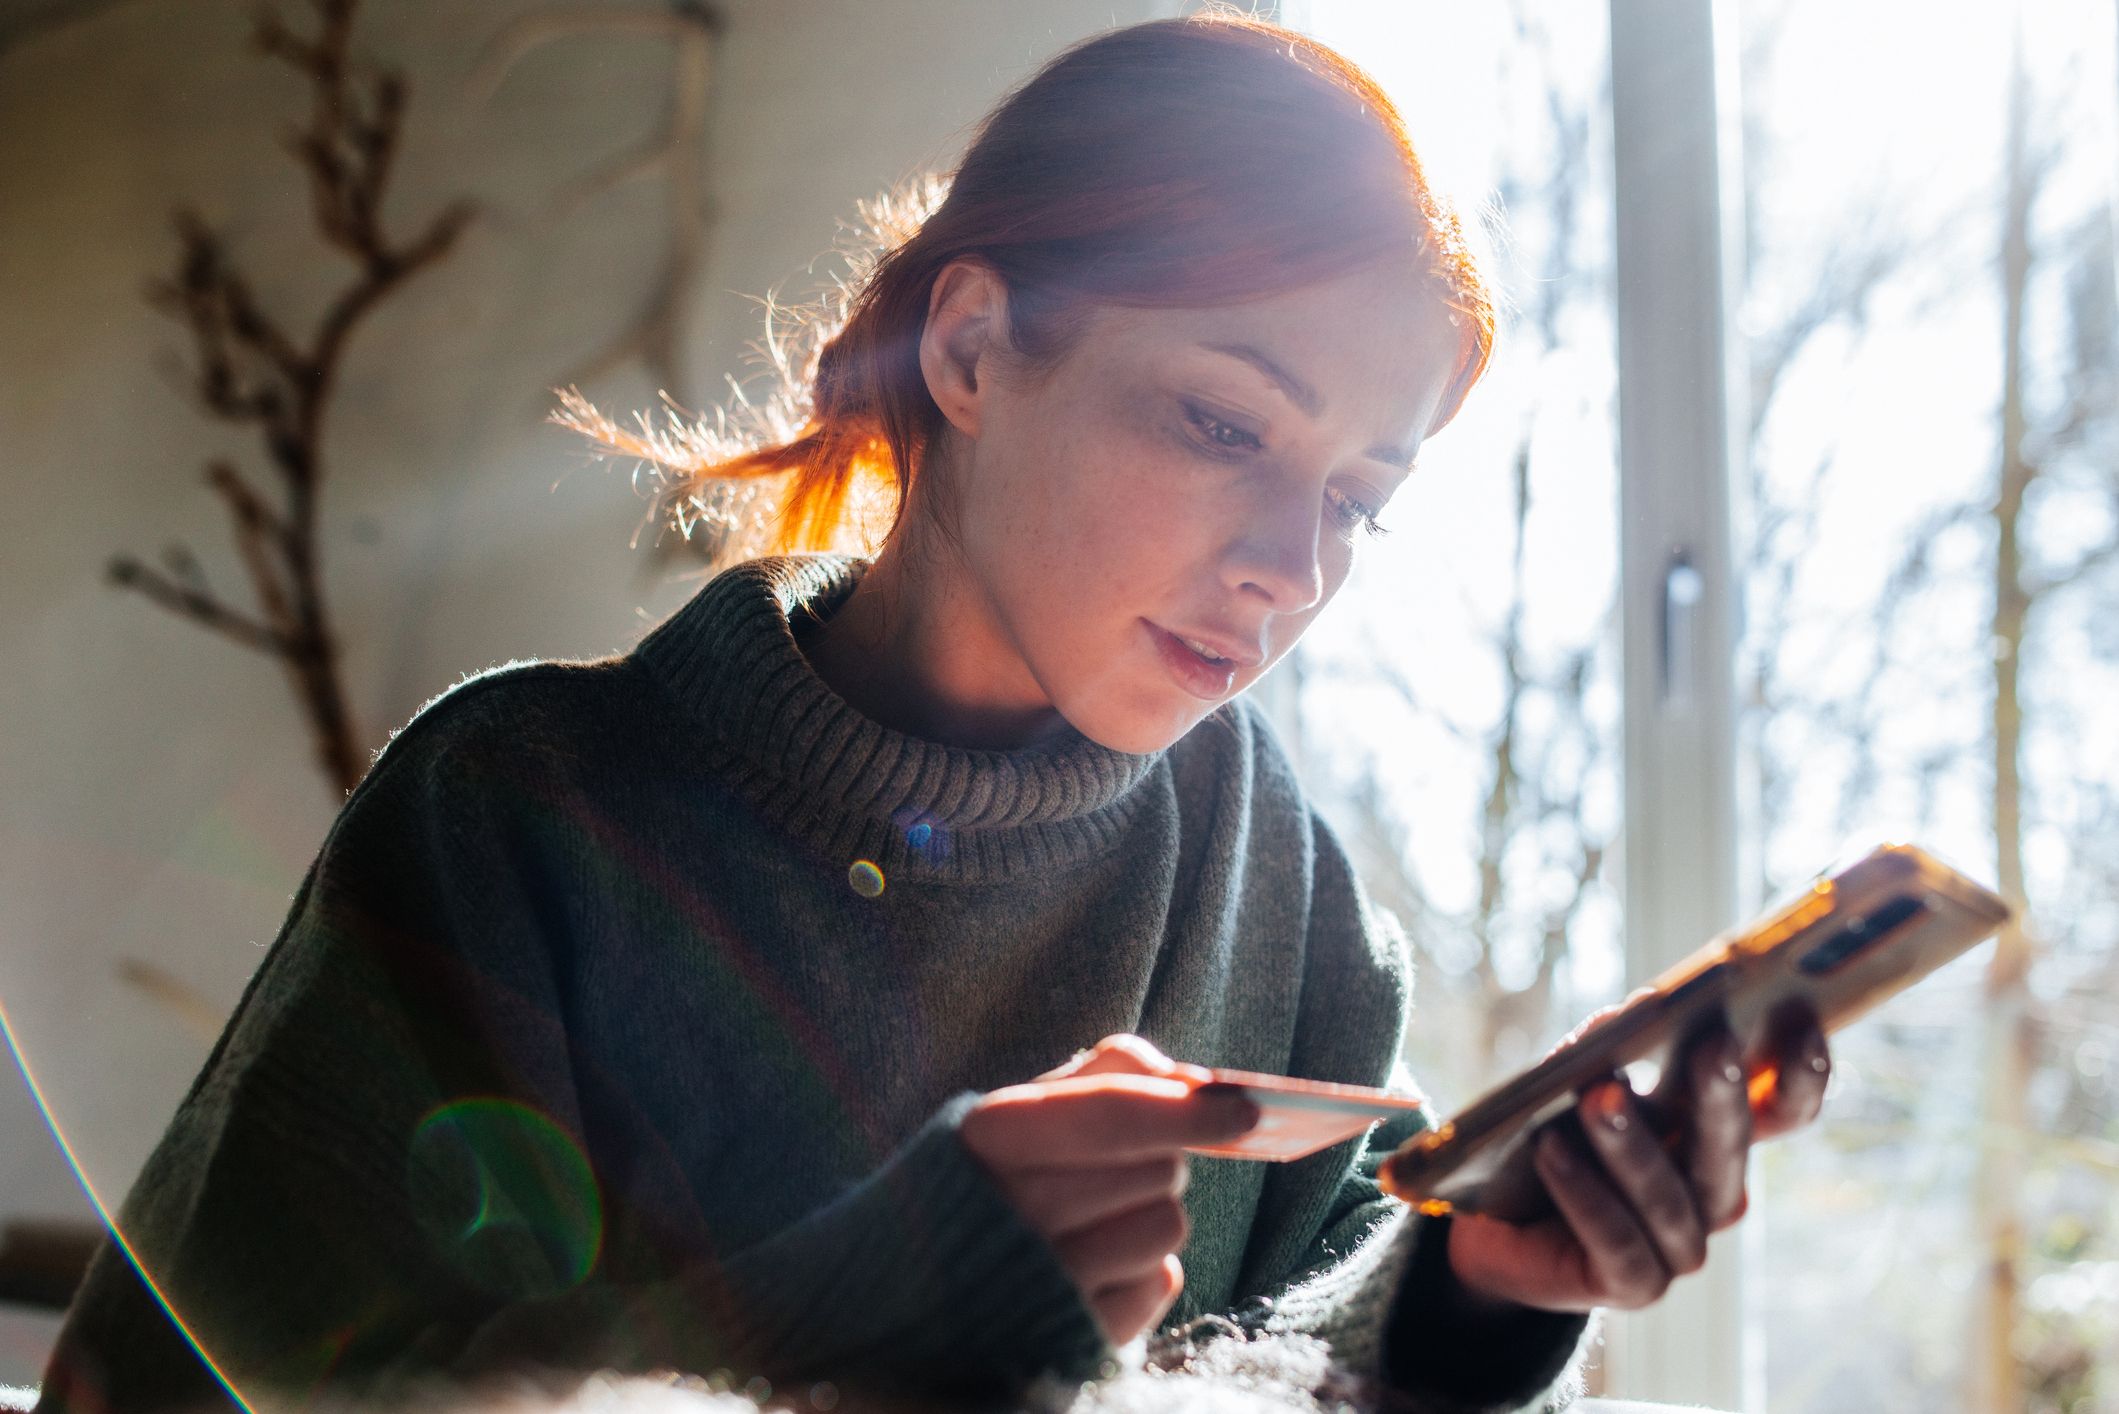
<box><xmin>1376</xmin><ymin>841</ymin><xmax>2012</xmax><ymax>1222</ymax></box>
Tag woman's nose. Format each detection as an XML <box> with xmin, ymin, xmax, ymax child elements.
<box><xmin>1223</xmin><ymin>493</ymin><xmax>1325</xmax><ymax>613</ymax></box>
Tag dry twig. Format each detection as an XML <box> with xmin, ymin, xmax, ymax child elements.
<box><xmin>109</xmin><ymin>0</ymin><xmax>477</xmax><ymax>797</ymax></box>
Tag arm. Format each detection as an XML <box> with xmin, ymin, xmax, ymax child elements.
<box><xmin>38</xmin><ymin>688</ymin><xmax>1105</xmax><ymax>1414</ymax></box>
<box><xmin>407</xmin><ymin>1089</ymin><xmax>1110</xmax><ymax>1404</ymax></box>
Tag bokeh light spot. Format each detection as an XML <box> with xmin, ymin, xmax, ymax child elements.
<box><xmin>891</xmin><ymin>804</ymin><xmax>952</xmax><ymax>862</ymax></box>
<box><xmin>848</xmin><ymin>859</ymin><xmax>885</xmax><ymax>897</ymax></box>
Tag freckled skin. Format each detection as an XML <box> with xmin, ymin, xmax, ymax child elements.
<box><xmin>802</xmin><ymin>258</ymin><xmax>1466</xmax><ymax>755</ymax></box>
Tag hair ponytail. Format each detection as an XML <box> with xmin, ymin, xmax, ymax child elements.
<box><xmin>550</xmin><ymin>173</ymin><xmax>943</xmax><ymax>561</ymax></box>
<box><xmin>554</xmin><ymin>8</ymin><xmax>1499</xmax><ymax>566</ymax></box>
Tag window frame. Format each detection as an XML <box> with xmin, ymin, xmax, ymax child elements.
<box><xmin>1605</xmin><ymin>0</ymin><xmax>1751</xmax><ymax>1405</ymax></box>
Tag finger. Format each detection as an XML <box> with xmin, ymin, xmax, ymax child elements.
<box><xmin>1534</xmin><ymin>1118</ymin><xmax>1673</xmax><ymax>1309</ymax></box>
<box><xmin>1052</xmin><ymin>1194</ymin><xmax>1189</xmax><ymax>1293</ymax></box>
<box><xmin>1658</xmin><ymin>1022</ymin><xmax>1753</xmax><ymax>1231</ymax></box>
<box><xmin>1011</xmin><ymin>1153</ymin><xmax>1190</xmax><ymax>1240</ymax></box>
<box><xmin>1749</xmin><ymin>1004</ymin><xmax>1830</xmax><ymax>1141</ymax></box>
<box><xmin>1578</xmin><ymin>1080</ymin><xmax>1709</xmax><ymax>1281</ymax></box>
<box><xmin>1087</xmin><ymin>1253</ymin><xmax>1184</xmax><ymax>1348</ymax></box>
<box><xmin>964</xmin><ymin>1076</ymin><xmax>1258</xmax><ymax>1169</ymax></box>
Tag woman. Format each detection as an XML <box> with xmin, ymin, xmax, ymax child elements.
<box><xmin>38</xmin><ymin>11</ymin><xmax>1828</xmax><ymax>1414</ymax></box>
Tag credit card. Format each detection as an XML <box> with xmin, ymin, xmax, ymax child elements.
<box><xmin>1183</xmin><ymin>1067</ymin><xmax>1431</xmax><ymax>1162</ymax></box>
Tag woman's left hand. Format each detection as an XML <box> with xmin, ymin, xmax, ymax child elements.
<box><xmin>1444</xmin><ymin>1002</ymin><xmax>1832</xmax><ymax>1314</ymax></box>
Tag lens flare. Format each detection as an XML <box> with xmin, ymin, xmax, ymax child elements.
<box><xmin>0</xmin><ymin>996</ymin><xmax>259</xmax><ymax>1413</ymax></box>
<box><xmin>408</xmin><ymin>1098</ymin><xmax>603</xmax><ymax>1296</ymax></box>
<box><xmin>890</xmin><ymin>804</ymin><xmax>951</xmax><ymax>863</ymax></box>
<box><xmin>847</xmin><ymin>860</ymin><xmax>886</xmax><ymax>898</ymax></box>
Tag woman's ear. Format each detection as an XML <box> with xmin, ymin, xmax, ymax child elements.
<box><xmin>918</xmin><ymin>257</ymin><xmax>1009</xmax><ymax>440</ymax></box>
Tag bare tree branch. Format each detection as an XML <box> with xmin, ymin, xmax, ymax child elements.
<box><xmin>105</xmin><ymin>557</ymin><xmax>285</xmax><ymax>655</ymax></box>
<box><xmin>110</xmin><ymin>0</ymin><xmax>477</xmax><ymax>798</ymax></box>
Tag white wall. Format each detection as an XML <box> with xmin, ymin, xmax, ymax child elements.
<box><xmin>0</xmin><ymin>0</ymin><xmax>1180</xmax><ymax>1255</ymax></box>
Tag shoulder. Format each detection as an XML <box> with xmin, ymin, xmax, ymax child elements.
<box><xmin>373</xmin><ymin>654</ymin><xmax>648</xmax><ymax>775</ymax></box>
<box><xmin>285</xmin><ymin>656</ymin><xmax>662</xmax><ymax>981</ymax></box>
<box><xmin>337</xmin><ymin>653</ymin><xmax>661</xmax><ymax>844</ymax></box>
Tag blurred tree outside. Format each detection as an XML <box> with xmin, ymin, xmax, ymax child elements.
<box><xmin>1735</xmin><ymin>3</ymin><xmax>2119</xmax><ymax>1410</ymax></box>
<box><xmin>1281</xmin><ymin>2</ymin><xmax>2118</xmax><ymax>1409</ymax></box>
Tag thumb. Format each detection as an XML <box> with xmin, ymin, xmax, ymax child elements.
<box><xmin>1037</xmin><ymin>1033</ymin><xmax>1211</xmax><ymax>1085</ymax></box>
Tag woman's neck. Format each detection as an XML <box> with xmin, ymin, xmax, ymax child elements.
<box><xmin>794</xmin><ymin>529</ymin><xmax>1072</xmax><ymax>753</ymax></box>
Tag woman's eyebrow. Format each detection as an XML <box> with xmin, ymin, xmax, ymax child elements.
<box><xmin>1201</xmin><ymin>340</ymin><xmax>1324</xmax><ymax>416</ymax></box>
<box><xmin>1197</xmin><ymin>340</ymin><xmax>1419</xmax><ymax>473</ymax></box>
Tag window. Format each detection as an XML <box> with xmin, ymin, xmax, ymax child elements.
<box><xmin>1735</xmin><ymin>2</ymin><xmax>2119</xmax><ymax>1408</ymax></box>
<box><xmin>1283</xmin><ymin>1</ymin><xmax>2118</xmax><ymax>1407</ymax></box>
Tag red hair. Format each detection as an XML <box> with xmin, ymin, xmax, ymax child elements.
<box><xmin>555</xmin><ymin>7</ymin><xmax>1497</xmax><ymax>560</ymax></box>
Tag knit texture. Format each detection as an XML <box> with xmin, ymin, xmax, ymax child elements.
<box><xmin>37</xmin><ymin>553</ymin><xmax>1590</xmax><ymax>1414</ymax></box>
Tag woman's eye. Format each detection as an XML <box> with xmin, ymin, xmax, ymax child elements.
<box><xmin>1182</xmin><ymin>401</ymin><xmax>1388</xmax><ymax>541</ymax></box>
<box><xmin>1182</xmin><ymin>402</ymin><xmax>1264</xmax><ymax>455</ymax></box>
<box><xmin>1326</xmin><ymin>486</ymin><xmax>1389</xmax><ymax>540</ymax></box>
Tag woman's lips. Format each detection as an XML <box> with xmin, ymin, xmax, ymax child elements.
<box><xmin>1145</xmin><ymin>620</ymin><xmax>1240</xmax><ymax>700</ymax></box>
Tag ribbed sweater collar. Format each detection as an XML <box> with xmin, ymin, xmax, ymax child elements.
<box><xmin>631</xmin><ymin>553</ymin><xmax>1168</xmax><ymax>883</ymax></box>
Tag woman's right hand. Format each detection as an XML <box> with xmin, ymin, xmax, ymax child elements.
<box><xmin>958</xmin><ymin>1035</ymin><xmax>1262</xmax><ymax>1347</ymax></box>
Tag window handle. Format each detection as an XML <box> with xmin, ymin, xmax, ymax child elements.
<box><xmin>1661</xmin><ymin>549</ymin><xmax>1703</xmax><ymax>711</ymax></box>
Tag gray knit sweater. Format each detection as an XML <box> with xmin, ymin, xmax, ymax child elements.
<box><xmin>38</xmin><ymin>553</ymin><xmax>1590</xmax><ymax>1414</ymax></box>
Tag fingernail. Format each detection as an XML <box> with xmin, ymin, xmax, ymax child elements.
<box><xmin>1710</xmin><ymin>1034</ymin><xmax>1744</xmax><ymax>1085</ymax></box>
<box><xmin>1594</xmin><ymin>1083</ymin><xmax>1631</xmax><ymax>1131</ymax></box>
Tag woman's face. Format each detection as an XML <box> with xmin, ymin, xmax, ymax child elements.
<box><xmin>917</xmin><ymin>257</ymin><xmax>1468</xmax><ymax>755</ymax></box>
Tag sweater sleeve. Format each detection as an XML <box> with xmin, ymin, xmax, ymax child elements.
<box><xmin>1237</xmin><ymin>811</ymin><xmax>1595</xmax><ymax>1413</ymax></box>
<box><xmin>36</xmin><ymin>693</ymin><xmax>1108</xmax><ymax>1414</ymax></box>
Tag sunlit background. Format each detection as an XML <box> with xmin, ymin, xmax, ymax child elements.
<box><xmin>1276</xmin><ymin>2</ymin><xmax>2119</xmax><ymax>1410</ymax></box>
<box><xmin>0</xmin><ymin>1</ymin><xmax>2114</xmax><ymax>1410</ymax></box>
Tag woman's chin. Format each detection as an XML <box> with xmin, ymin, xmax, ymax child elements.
<box><xmin>1062</xmin><ymin>696</ymin><xmax>1227</xmax><ymax>756</ymax></box>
